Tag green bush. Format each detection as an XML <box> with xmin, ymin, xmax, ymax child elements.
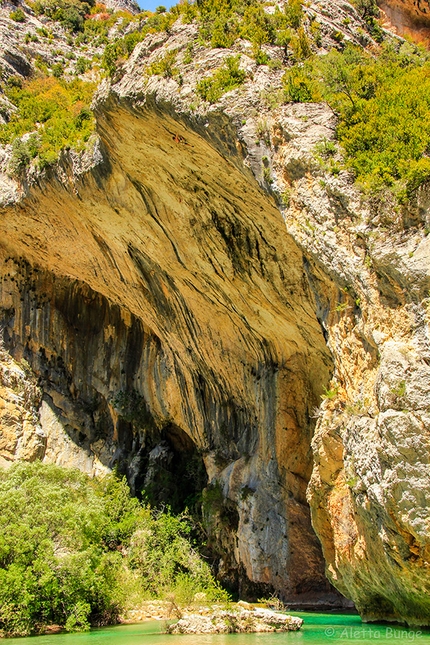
<box><xmin>0</xmin><ymin>463</ymin><xmax>124</xmax><ymax>636</ymax></box>
<box><xmin>284</xmin><ymin>0</ymin><xmax>303</xmax><ymax>29</ymax></box>
<box><xmin>0</xmin><ymin>76</ymin><xmax>96</xmax><ymax>172</ymax></box>
<box><xmin>128</xmin><ymin>509</ymin><xmax>227</xmax><ymax>602</ymax></box>
<box><xmin>8</xmin><ymin>135</ymin><xmax>40</xmax><ymax>175</ymax></box>
<box><xmin>34</xmin><ymin>0</ymin><xmax>95</xmax><ymax>32</ymax></box>
<box><xmin>75</xmin><ymin>56</ymin><xmax>92</xmax><ymax>74</ymax></box>
<box><xmin>290</xmin><ymin>26</ymin><xmax>312</xmax><ymax>60</ymax></box>
<box><xmin>196</xmin><ymin>0</ymin><xmax>306</xmax><ymax>52</ymax></box>
<box><xmin>147</xmin><ymin>50</ymin><xmax>179</xmax><ymax>79</ymax></box>
<box><xmin>281</xmin><ymin>40</ymin><xmax>430</xmax><ymax>198</ymax></box>
<box><xmin>9</xmin><ymin>8</ymin><xmax>26</xmax><ymax>21</ymax></box>
<box><xmin>51</xmin><ymin>62</ymin><xmax>64</xmax><ymax>77</ymax></box>
<box><xmin>352</xmin><ymin>0</ymin><xmax>379</xmax><ymax>19</ymax></box>
<box><xmin>283</xmin><ymin>64</ymin><xmax>320</xmax><ymax>102</ymax></box>
<box><xmin>24</xmin><ymin>32</ymin><xmax>39</xmax><ymax>43</ymax></box>
<box><xmin>196</xmin><ymin>55</ymin><xmax>246</xmax><ymax>103</ymax></box>
<box><xmin>316</xmin><ymin>44</ymin><xmax>430</xmax><ymax>193</ymax></box>
<box><xmin>103</xmin><ymin>35</ymin><xmax>138</xmax><ymax>76</ymax></box>
<box><xmin>240</xmin><ymin>5</ymin><xmax>275</xmax><ymax>49</ymax></box>
<box><xmin>0</xmin><ymin>462</ymin><xmax>227</xmax><ymax>637</ymax></box>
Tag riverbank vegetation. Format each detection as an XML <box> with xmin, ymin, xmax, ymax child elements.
<box><xmin>0</xmin><ymin>462</ymin><xmax>228</xmax><ymax>638</ymax></box>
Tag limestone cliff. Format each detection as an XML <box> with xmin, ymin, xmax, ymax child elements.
<box><xmin>0</xmin><ymin>0</ymin><xmax>430</xmax><ymax>624</ymax></box>
<box><xmin>378</xmin><ymin>0</ymin><xmax>430</xmax><ymax>43</ymax></box>
<box><xmin>0</xmin><ymin>99</ymin><xmax>336</xmax><ymax>604</ymax></box>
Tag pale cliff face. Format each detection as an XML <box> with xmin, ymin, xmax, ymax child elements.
<box><xmin>0</xmin><ymin>0</ymin><xmax>430</xmax><ymax>623</ymax></box>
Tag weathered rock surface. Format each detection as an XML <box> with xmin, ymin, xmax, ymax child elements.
<box><xmin>0</xmin><ymin>97</ymin><xmax>336</xmax><ymax>603</ymax></box>
<box><xmin>0</xmin><ymin>339</ymin><xmax>44</xmax><ymax>466</ymax></box>
<box><xmin>0</xmin><ymin>0</ymin><xmax>429</xmax><ymax>626</ymax></box>
<box><xmin>379</xmin><ymin>0</ymin><xmax>430</xmax><ymax>43</ymax></box>
<box><xmin>166</xmin><ymin>608</ymin><xmax>303</xmax><ymax>634</ymax></box>
<box><xmin>104</xmin><ymin>0</ymin><xmax>139</xmax><ymax>14</ymax></box>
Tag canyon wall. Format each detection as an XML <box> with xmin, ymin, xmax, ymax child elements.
<box><xmin>0</xmin><ymin>95</ymin><xmax>338</xmax><ymax>604</ymax></box>
<box><xmin>1</xmin><ymin>0</ymin><xmax>430</xmax><ymax>624</ymax></box>
<box><xmin>379</xmin><ymin>0</ymin><xmax>430</xmax><ymax>43</ymax></box>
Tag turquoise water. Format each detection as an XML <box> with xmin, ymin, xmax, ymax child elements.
<box><xmin>6</xmin><ymin>613</ymin><xmax>428</xmax><ymax>645</ymax></box>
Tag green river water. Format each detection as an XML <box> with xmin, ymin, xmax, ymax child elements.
<box><xmin>5</xmin><ymin>613</ymin><xmax>428</xmax><ymax>645</ymax></box>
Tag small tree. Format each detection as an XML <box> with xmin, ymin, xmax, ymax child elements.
<box><xmin>353</xmin><ymin>0</ymin><xmax>379</xmax><ymax>19</ymax></box>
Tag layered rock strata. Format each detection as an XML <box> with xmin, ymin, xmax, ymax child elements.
<box><xmin>0</xmin><ymin>92</ymin><xmax>337</xmax><ymax>604</ymax></box>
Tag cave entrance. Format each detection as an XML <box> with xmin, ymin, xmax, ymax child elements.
<box><xmin>136</xmin><ymin>423</ymin><xmax>208</xmax><ymax>516</ymax></box>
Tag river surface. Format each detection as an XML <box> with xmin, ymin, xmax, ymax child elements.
<box><xmin>6</xmin><ymin>613</ymin><xmax>428</xmax><ymax>645</ymax></box>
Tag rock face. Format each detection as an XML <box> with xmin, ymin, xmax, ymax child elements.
<box><xmin>0</xmin><ymin>38</ymin><xmax>345</xmax><ymax>601</ymax></box>
<box><xmin>166</xmin><ymin>607</ymin><xmax>303</xmax><ymax>634</ymax></box>
<box><xmin>378</xmin><ymin>0</ymin><xmax>430</xmax><ymax>43</ymax></box>
<box><xmin>0</xmin><ymin>341</ymin><xmax>44</xmax><ymax>466</ymax></box>
<box><xmin>0</xmin><ymin>96</ymin><xmax>337</xmax><ymax>603</ymax></box>
<box><xmin>103</xmin><ymin>0</ymin><xmax>140</xmax><ymax>14</ymax></box>
<box><xmin>0</xmin><ymin>0</ymin><xmax>430</xmax><ymax>625</ymax></box>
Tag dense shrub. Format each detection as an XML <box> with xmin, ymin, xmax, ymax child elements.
<box><xmin>0</xmin><ymin>463</ymin><xmax>124</xmax><ymax>636</ymax></box>
<box><xmin>240</xmin><ymin>5</ymin><xmax>276</xmax><ymax>49</ymax></box>
<box><xmin>51</xmin><ymin>62</ymin><xmax>64</xmax><ymax>77</ymax></box>
<box><xmin>352</xmin><ymin>0</ymin><xmax>379</xmax><ymax>19</ymax></box>
<box><xmin>0</xmin><ymin>462</ymin><xmax>227</xmax><ymax>637</ymax></box>
<box><xmin>147</xmin><ymin>50</ymin><xmax>179</xmax><ymax>79</ymax></box>
<box><xmin>284</xmin><ymin>0</ymin><xmax>303</xmax><ymax>29</ymax></box>
<box><xmin>283</xmin><ymin>42</ymin><xmax>430</xmax><ymax>196</ymax></box>
<box><xmin>196</xmin><ymin>0</ymin><xmax>307</xmax><ymax>53</ymax></box>
<box><xmin>101</xmin><ymin>10</ymin><xmax>176</xmax><ymax>76</ymax></box>
<box><xmin>103</xmin><ymin>31</ymin><xmax>143</xmax><ymax>75</ymax></box>
<box><xmin>99</xmin><ymin>0</ymin><xmax>313</xmax><ymax>79</ymax></box>
<box><xmin>196</xmin><ymin>55</ymin><xmax>246</xmax><ymax>103</ymax></box>
<box><xmin>0</xmin><ymin>76</ymin><xmax>96</xmax><ymax>171</ymax></box>
<box><xmin>290</xmin><ymin>26</ymin><xmax>312</xmax><ymax>60</ymax></box>
<box><xmin>283</xmin><ymin>64</ymin><xmax>320</xmax><ymax>102</ymax></box>
<box><xmin>33</xmin><ymin>0</ymin><xmax>95</xmax><ymax>32</ymax></box>
<box><xmin>75</xmin><ymin>56</ymin><xmax>92</xmax><ymax>74</ymax></box>
<box><xmin>316</xmin><ymin>44</ymin><xmax>430</xmax><ymax>193</ymax></box>
<box><xmin>9</xmin><ymin>8</ymin><xmax>26</xmax><ymax>21</ymax></box>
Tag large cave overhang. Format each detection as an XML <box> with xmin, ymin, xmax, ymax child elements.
<box><xmin>0</xmin><ymin>96</ymin><xmax>341</xmax><ymax>604</ymax></box>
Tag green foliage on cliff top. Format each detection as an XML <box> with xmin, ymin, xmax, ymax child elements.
<box><xmin>101</xmin><ymin>0</ymin><xmax>314</xmax><ymax>77</ymax></box>
<box><xmin>196</xmin><ymin>0</ymin><xmax>304</xmax><ymax>51</ymax></box>
<box><xmin>30</xmin><ymin>0</ymin><xmax>145</xmax><ymax>35</ymax></box>
<box><xmin>284</xmin><ymin>42</ymin><xmax>430</xmax><ymax>196</ymax></box>
<box><xmin>326</xmin><ymin>45</ymin><xmax>430</xmax><ymax>196</ymax></box>
<box><xmin>32</xmin><ymin>0</ymin><xmax>95</xmax><ymax>32</ymax></box>
<box><xmin>3</xmin><ymin>0</ymin><xmax>429</xmax><ymax>200</ymax></box>
<box><xmin>0</xmin><ymin>462</ymin><xmax>228</xmax><ymax>638</ymax></box>
<box><xmin>102</xmin><ymin>10</ymin><xmax>177</xmax><ymax>75</ymax></box>
<box><xmin>0</xmin><ymin>76</ymin><xmax>96</xmax><ymax>172</ymax></box>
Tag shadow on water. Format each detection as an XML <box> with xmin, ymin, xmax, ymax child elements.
<box><xmin>6</xmin><ymin>613</ymin><xmax>430</xmax><ymax>645</ymax></box>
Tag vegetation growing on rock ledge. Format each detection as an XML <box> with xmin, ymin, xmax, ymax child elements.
<box><xmin>285</xmin><ymin>41</ymin><xmax>430</xmax><ymax>197</ymax></box>
<box><xmin>1</xmin><ymin>0</ymin><xmax>430</xmax><ymax>199</ymax></box>
<box><xmin>197</xmin><ymin>55</ymin><xmax>246</xmax><ymax>103</ymax></box>
<box><xmin>0</xmin><ymin>462</ymin><xmax>228</xmax><ymax>638</ymax></box>
<box><xmin>0</xmin><ymin>76</ymin><xmax>96</xmax><ymax>172</ymax></box>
